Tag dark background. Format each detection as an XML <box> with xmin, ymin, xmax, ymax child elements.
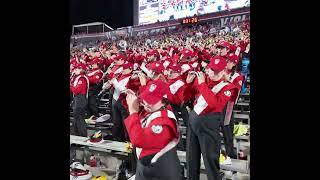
<box><xmin>70</xmin><ymin>0</ymin><xmax>134</xmax><ymax>32</ymax></box>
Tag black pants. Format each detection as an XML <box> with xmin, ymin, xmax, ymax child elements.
<box><xmin>220</xmin><ymin>105</ymin><xmax>237</xmax><ymax>158</ymax></box>
<box><xmin>171</xmin><ymin>103</ymin><xmax>188</xmax><ymax>151</ymax></box>
<box><xmin>109</xmin><ymin>88</ymin><xmax>114</xmax><ymax>117</ymax></box>
<box><xmin>111</xmin><ymin>97</ymin><xmax>137</xmax><ymax>172</ymax></box>
<box><xmin>171</xmin><ymin>103</ymin><xmax>189</xmax><ymax>128</ymax></box>
<box><xmin>187</xmin><ymin>111</ymin><xmax>222</xmax><ymax>180</ymax></box>
<box><xmin>111</xmin><ymin>98</ymin><xmax>129</xmax><ymax>142</ymax></box>
<box><xmin>87</xmin><ymin>94</ymin><xmax>99</xmax><ymax>117</ymax></box>
<box><xmin>135</xmin><ymin>149</ymin><xmax>181</xmax><ymax>180</ymax></box>
<box><xmin>87</xmin><ymin>84</ymin><xmax>101</xmax><ymax>117</ymax></box>
<box><xmin>73</xmin><ymin>94</ymin><xmax>88</xmax><ymax>137</ymax></box>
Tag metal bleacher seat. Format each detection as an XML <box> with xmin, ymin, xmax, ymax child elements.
<box><xmin>70</xmin><ymin>135</ymin><xmax>250</xmax><ymax>174</ymax></box>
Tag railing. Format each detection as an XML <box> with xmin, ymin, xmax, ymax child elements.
<box><xmin>71</xmin><ymin>7</ymin><xmax>249</xmax><ymax>39</ymax></box>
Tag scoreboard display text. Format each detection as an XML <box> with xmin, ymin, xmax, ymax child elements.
<box><xmin>181</xmin><ymin>17</ymin><xmax>199</xmax><ymax>25</ymax></box>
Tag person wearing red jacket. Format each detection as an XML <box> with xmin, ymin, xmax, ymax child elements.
<box><xmin>216</xmin><ymin>40</ymin><xmax>232</xmax><ymax>58</ymax></box>
<box><xmin>70</xmin><ymin>63</ymin><xmax>89</xmax><ymax>137</ymax></box>
<box><xmin>86</xmin><ymin>58</ymin><xmax>103</xmax><ymax>119</ymax></box>
<box><xmin>106</xmin><ymin>61</ymin><xmax>139</xmax><ymax>142</ymax></box>
<box><xmin>146</xmin><ymin>49</ymin><xmax>160</xmax><ymax>62</ymax></box>
<box><xmin>100</xmin><ymin>53</ymin><xmax>126</xmax><ymax>117</ymax></box>
<box><xmin>220</xmin><ymin>53</ymin><xmax>244</xmax><ymax>159</ymax></box>
<box><xmin>105</xmin><ymin>53</ymin><xmax>126</xmax><ymax>80</ymax></box>
<box><xmin>166</xmin><ymin>63</ymin><xmax>189</xmax><ymax>127</ymax></box>
<box><xmin>124</xmin><ymin>80</ymin><xmax>181</xmax><ymax>180</ymax></box>
<box><xmin>185</xmin><ymin>56</ymin><xmax>237</xmax><ymax>180</ymax></box>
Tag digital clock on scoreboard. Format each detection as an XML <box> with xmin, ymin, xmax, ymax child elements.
<box><xmin>181</xmin><ymin>17</ymin><xmax>199</xmax><ymax>25</ymax></box>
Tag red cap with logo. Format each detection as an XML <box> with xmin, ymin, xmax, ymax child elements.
<box><xmin>160</xmin><ymin>51</ymin><xmax>169</xmax><ymax>57</ymax></box>
<box><xmin>229</xmin><ymin>44</ymin><xmax>237</xmax><ymax>52</ymax></box>
<box><xmin>207</xmin><ymin>56</ymin><xmax>227</xmax><ymax>72</ymax></box>
<box><xmin>70</xmin><ymin>58</ymin><xmax>78</xmax><ymax>65</ymax></box>
<box><xmin>167</xmin><ymin>62</ymin><xmax>181</xmax><ymax>72</ymax></box>
<box><xmin>74</xmin><ymin>63</ymin><xmax>87</xmax><ymax>70</ymax></box>
<box><xmin>139</xmin><ymin>80</ymin><xmax>169</xmax><ymax>105</ymax></box>
<box><xmin>180</xmin><ymin>48</ymin><xmax>194</xmax><ymax>59</ymax></box>
<box><xmin>134</xmin><ymin>55</ymin><xmax>146</xmax><ymax>65</ymax></box>
<box><xmin>122</xmin><ymin>61</ymin><xmax>134</xmax><ymax>69</ymax></box>
<box><xmin>114</xmin><ymin>54</ymin><xmax>127</xmax><ymax>61</ymax></box>
<box><xmin>89</xmin><ymin>57</ymin><xmax>101</xmax><ymax>65</ymax></box>
<box><xmin>147</xmin><ymin>49</ymin><xmax>160</xmax><ymax>58</ymax></box>
<box><xmin>217</xmin><ymin>41</ymin><xmax>231</xmax><ymax>49</ymax></box>
<box><xmin>227</xmin><ymin>53</ymin><xmax>240</xmax><ymax>64</ymax></box>
<box><xmin>171</xmin><ymin>54</ymin><xmax>180</xmax><ymax>63</ymax></box>
<box><xmin>147</xmin><ymin>62</ymin><xmax>165</xmax><ymax>74</ymax></box>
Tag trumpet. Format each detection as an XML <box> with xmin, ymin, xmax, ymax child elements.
<box><xmin>130</xmin><ymin>70</ymin><xmax>143</xmax><ymax>79</ymax></box>
<box><xmin>100</xmin><ymin>63</ymin><xmax>115</xmax><ymax>81</ymax></box>
<box><xmin>97</xmin><ymin>72</ymin><xmax>121</xmax><ymax>97</ymax></box>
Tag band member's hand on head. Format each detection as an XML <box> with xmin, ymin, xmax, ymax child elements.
<box><xmin>126</xmin><ymin>90</ymin><xmax>139</xmax><ymax>115</ymax></box>
<box><xmin>102</xmin><ymin>80</ymin><xmax>111</xmax><ymax>90</ymax></box>
<box><xmin>197</xmin><ymin>71</ymin><xmax>205</xmax><ymax>84</ymax></box>
<box><xmin>110</xmin><ymin>78</ymin><xmax>116</xmax><ymax>84</ymax></box>
<box><xmin>138</xmin><ymin>72</ymin><xmax>147</xmax><ymax>86</ymax></box>
<box><xmin>186</xmin><ymin>71</ymin><xmax>197</xmax><ymax>84</ymax></box>
<box><xmin>223</xmin><ymin>72</ymin><xmax>230</xmax><ymax>82</ymax></box>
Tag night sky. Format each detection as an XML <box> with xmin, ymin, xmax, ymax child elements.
<box><xmin>70</xmin><ymin>0</ymin><xmax>133</xmax><ymax>31</ymax></box>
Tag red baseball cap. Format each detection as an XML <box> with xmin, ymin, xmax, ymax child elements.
<box><xmin>217</xmin><ymin>41</ymin><xmax>231</xmax><ymax>49</ymax></box>
<box><xmin>70</xmin><ymin>58</ymin><xmax>78</xmax><ymax>65</ymax></box>
<box><xmin>162</xmin><ymin>55</ymin><xmax>171</xmax><ymax>61</ymax></box>
<box><xmin>160</xmin><ymin>51</ymin><xmax>169</xmax><ymax>57</ymax></box>
<box><xmin>89</xmin><ymin>57</ymin><xmax>101</xmax><ymax>65</ymax></box>
<box><xmin>229</xmin><ymin>44</ymin><xmax>237</xmax><ymax>52</ymax></box>
<box><xmin>140</xmin><ymin>80</ymin><xmax>169</xmax><ymax>106</ymax></box>
<box><xmin>122</xmin><ymin>61</ymin><xmax>134</xmax><ymax>69</ymax></box>
<box><xmin>114</xmin><ymin>54</ymin><xmax>127</xmax><ymax>61</ymax></box>
<box><xmin>171</xmin><ymin>54</ymin><xmax>180</xmax><ymax>62</ymax></box>
<box><xmin>227</xmin><ymin>53</ymin><xmax>240</xmax><ymax>64</ymax></box>
<box><xmin>147</xmin><ymin>49</ymin><xmax>160</xmax><ymax>57</ymax></box>
<box><xmin>74</xmin><ymin>63</ymin><xmax>87</xmax><ymax>70</ymax></box>
<box><xmin>180</xmin><ymin>48</ymin><xmax>194</xmax><ymax>59</ymax></box>
<box><xmin>147</xmin><ymin>62</ymin><xmax>165</xmax><ymax>74</ymax></box>
<box><xmin>167</xmin><ymin>62</ymin><xmax>181</xmax><ymax>72</ymax></box>
<box><xmin>134</xmin><ymin>55</ymin><xmax>146</xmax><ymax>65</ymax></box>
<box><xmin>207</xmin><ymin>56</ymin><xmax>227</xmax><ymax>72</ymax></box>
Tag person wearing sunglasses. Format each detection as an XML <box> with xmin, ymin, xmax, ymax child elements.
<box><xmin>124</xmin><ymin>80</ymin><xmax>181</xmax><ymax>180</ymax></box>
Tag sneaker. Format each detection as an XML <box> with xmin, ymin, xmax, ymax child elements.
<box><xmin>233</xmin><ymin>123</ymin><xmax>248</xmax><ymax>137</ymax></box>
<box><xmin>85</xmin><ymin>115</ymin><xmax>97</xmax><ymax>124</ymax></box>
<box><xmin>88</xmin><ymin>131</ymin><xmax>103</xmax><ymax>144</ymax></box>
<box><xmin>95</xmin><ymin>114</ymin><xmax>111</xmax><ymax>123</ymax></box>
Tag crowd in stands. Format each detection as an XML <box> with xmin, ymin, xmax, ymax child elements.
<box><xmin>70</xmin><ymin>19</ymin><xmax>250</xmax><ymax>180</ymax></box>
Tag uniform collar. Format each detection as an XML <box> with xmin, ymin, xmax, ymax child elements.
<box><xmin>206</xmin><ymin>77</ymin><xmax>223</xmax><ymax>87</ymax></box>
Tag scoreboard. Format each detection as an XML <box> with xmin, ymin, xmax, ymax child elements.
<box><xmin>181</xmin><ymin>17</ymin><xmax>199</xmax><ymax>25</ymax></box>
